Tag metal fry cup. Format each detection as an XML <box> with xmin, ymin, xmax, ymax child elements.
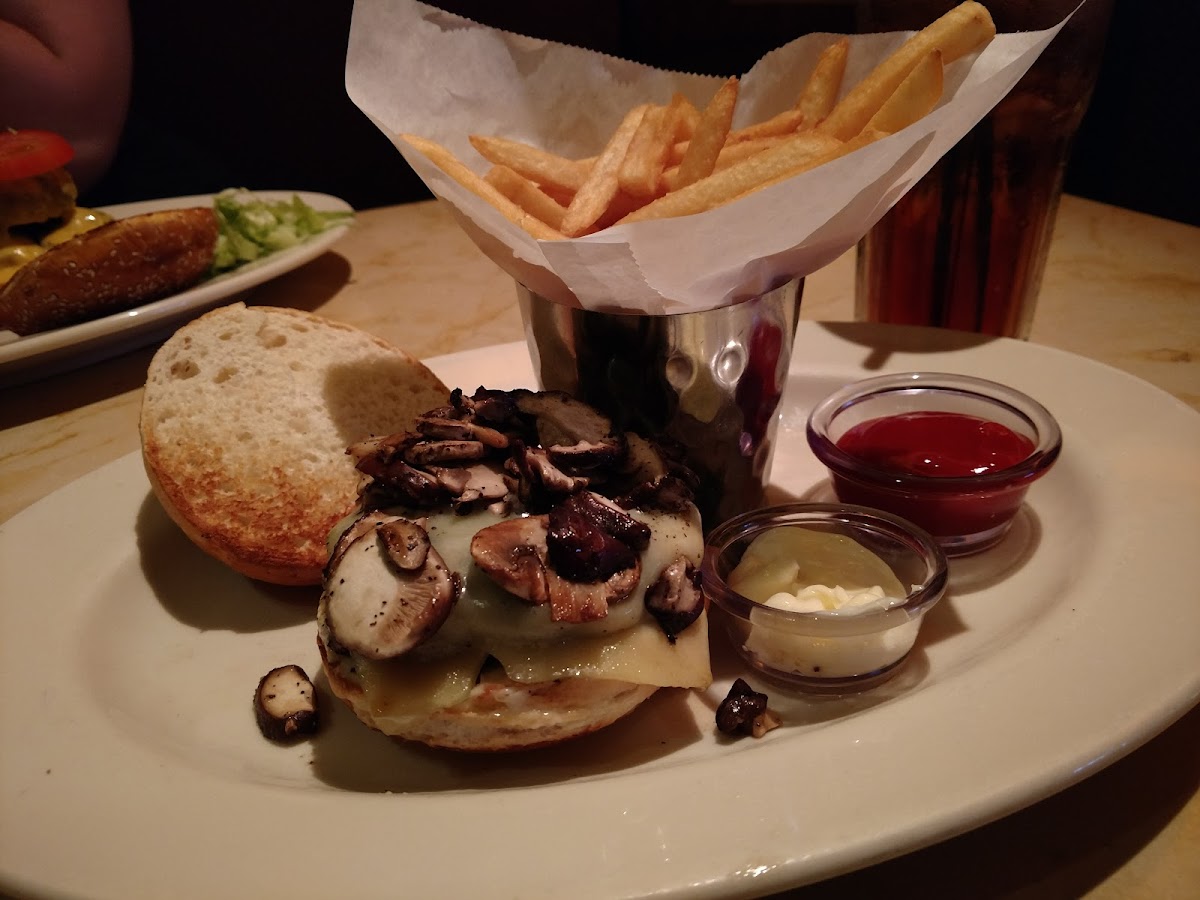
<box><xmin>517</xmin><ymin>278</ymin><xmax>803</xmax><ymax>528</ymax></box>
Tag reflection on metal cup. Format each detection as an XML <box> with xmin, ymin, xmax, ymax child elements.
<box><xmin>855</xmin><ymin>0</ymin><xmax>1114</xmax><ymax>339</ymax></box>
<box><xmin>517</xmin><ymin>279</ymin><xmax>803</xmax><ymax>529</ymax></box>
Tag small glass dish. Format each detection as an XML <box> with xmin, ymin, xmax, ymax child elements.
<box><xmin>806</xmin><ymin>372</ymin><xmax>1062</xmax><ymax>556</ymax></box>
<box><xmin>702</xmin><ymin>503</ymin><xmax>948</xmax><ymax>693</ymax></box>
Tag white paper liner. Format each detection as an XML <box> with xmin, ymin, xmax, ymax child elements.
<box><xmin>347</xmin><ymin>0</ymin><xmax>1078</xmax><ymax>314</ymax></box>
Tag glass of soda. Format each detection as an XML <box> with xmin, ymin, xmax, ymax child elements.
<box><xmin>854</xmin><ymin>0</ymin><xmax>1114</xmax><ymax>339</ymax></box>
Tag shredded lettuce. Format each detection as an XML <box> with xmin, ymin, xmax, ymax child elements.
<box><xmin>211</xmin><ymin>188</ymin><xmax>352</xmax><ymax>274</ymax></box>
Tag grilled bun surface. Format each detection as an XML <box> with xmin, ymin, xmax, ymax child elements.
<box><xmin>0</xmin><ymin>207</ymin><xmax>218</xmax><ymax>335</ymax></box>
<box><xmin>139</xmin><ymin>303</ymin><xmax>449</xmax><ymax>585</ymax></box>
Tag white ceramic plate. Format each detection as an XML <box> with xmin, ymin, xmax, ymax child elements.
<box><xmin>0</xmin><ymin>190</ymin><xmax>353</xmax><ymax>384</ymax></box>
<box><xmin>2</xmin><ymin>323</ymin><xmax>1199</xmax><ymax>900</ymax></box>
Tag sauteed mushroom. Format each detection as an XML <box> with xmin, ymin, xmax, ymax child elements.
<box><xmin>715</xmin><ymin>678</ymin><xmax>781</xmax><ymax>738</ymax></box>
<box><xmin>323</xmin><ymin>518</ymin><xmax>458</xmax><ymax>659</ymax></box>
<box><xmin>644</xmin><ymin>556</ymin><xmax>704</xmax><ymax>643</ymax></box>
<box><xmin>470</xmin><ymin>514</ymin><xmax>641</xmax><ymax>623</ymax></box>
<box><xmin>254</xmin><ymin>665</ymin><xmax>319</xmax><ymax>742</ymax></box>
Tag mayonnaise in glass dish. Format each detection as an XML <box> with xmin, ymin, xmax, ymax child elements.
<box><xmin>702</xmin><ymin>503</ymin><xmax>948</xmax><ymax>693</ymax></box>
<box><xmin>744</xmin><ymin>583</ymin><xmax>922</xmax><ymax>679</ymax></box>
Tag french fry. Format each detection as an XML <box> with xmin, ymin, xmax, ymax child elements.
<box><xmin>660</xmin><ymin>136</ymin><xmax>786</xmax><ymax>192</ymax></box>
<box><xmin>671</xmin><ymin>93</ymin><xmax>701</xmax><ymax>141</ymax></box>
<box><xmin>795</xmin><ymin>37</ymin><xmax>848</xmax><ymax>126</ymax></box>
<box><xmin>728</xmin><ymin>108</ymin><xmax>806</xmax><ymax>143</ymax></box>
<box><xmin>674</xmin><ymin>77</ymin><xmax>739</xmax><ymax>190</ymax></box>
<box><xmin>469</xmin><ymin>134</ymin><xmax>593</xmax><ymax>194</ymax></box>
<box><xmin>484</xmin><ymin>164</ymin><xmax>568</xmax><ymax>231</ymax></box>
<box><xmin>539</xmin><ymin>182</ymin><xmax>577</xmax><ymax>207</ymax></box>
<box><xmin>672</xmin><ymin>106</ymin><xmax>799</xmax><ymax>162</ymax></box>
<box><xmin>717</xmin><ymin>135</ymin><xmax>788</xmax><ymax>165</ymax></box>
<box><xmin>818</xmin><ymin>1</ymin><xmax>994</xmax><ymax>140</ymax></box>
<box><xmin>618</xmin><ymin>105</ymin><xmax>673</xmax><ymax>199</ymax></box>
<box><xmin>667</xmin><ymin>139</ymin><xmax>689</xmax><ymax>167</ymax></box>
<box><xmin>403</xmin><ymin>134</ymin><xmax>564</xmax><ymax>240</ymax></box>
<box><xmin>866</xmin><ymin>50</ymin><xmax>943</xmax><ymax>135</ymax></box>
<box><xmin>428</xmin><ymin>1</ymin><xmax>985</xmax><ymax>236</ymax></box>
<box><xmin>591</xmin><ymin>190</ymin><xmax>648</xmax><ymax>232</ymax></box>
<box><xmin>739</xmin><ymin>128</ymin><xmax>883</xmax><ymax>195</ymax></box>
<box><xmin>617</xmin><ymin>130</ymin><xmax>845</xmax><ymax>225</ymax></box>
<box><xmin>560</xmin><ymin>104</ymin><xmax>650</xmax><ymax>237</ymax></box>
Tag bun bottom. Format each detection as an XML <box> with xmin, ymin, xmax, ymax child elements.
<box><xmin>318</xmin><ymin>639</ymin><xmax>658</xmax><ymax>752</ymax></box>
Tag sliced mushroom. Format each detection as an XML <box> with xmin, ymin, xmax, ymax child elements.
<box><xmin>470</xmin><ymin>515</ymin><xmax>640</xmax><ymax>623</ymax></box>
<box><xmin>511</xmin><ymin>390</ymin><xmax>626</xmax><ymax>470</ymax></box>
<box><xmin>644</xmin><ymin>556</ymin><xmax>705</xmax><ymax>643</ymax></box>
<box><xmin>378</xmin><ymin>517</ymin><xmax>430</xmax><ymax>571</ymax></box>
<box><xmin>465</xmin><ymin>387</ymin><xmax>521</xmax><ymax>427</ymax></box>
<box><xmin>404</xmin><ymin>439</ymin><xmax>486</xmax><ymax>466</ymax></box>
<box><xmin>457</xmin><ymin>463</ymin><xmax>513</xmax><ymax>503</ymax></box>
<box><xmin>546</xmin><ymin>439</ymin><xmax>626</xmax><ymax>473</ymax></box>
<box><xmin>360</xmin><ymin>458</ymin><xmax>448</xmax><ymax>509</ymax></box>
<box><xmin>323</xmin><ymin>521</ymin><xmax>458</xmax><ymax>659</ymax></box>
<box><xmin>416</xmin><ymin>415</ymin><xmax>510</xmax><ymax>449</ymax></box>
<box><xmin>468</xmin><ymin>516</ymin><xmax>551</xmax><ymax>604</ymax></box>
<box><xmin>512</xmin><ymin>443</ymin><xmax>591</xmax><ymax>510</ymax></box>
<box><xmin>347</xmin><ymin>432</ymin><xmax>416</xmax><ymax>471</ymax></box>
<box><xmin>547</xmin><ymin>570</ymin><xmax>624</xmax><ymax>623</ymax></box>
<box><xmin>617</xmin><ymin>475</ymin><xmax>695</xmax><ymax>513</ymax></box>
<box><xmin>715</xmin><ymin>678</ymin><xmax>781</xmax><ymax>738</ymax></box>
<box><xmin>430</xmin><ymin>466</ymin><xmax>472</xmax><ymax>496</ymax></box>
<box><xmin>564</xmin><ymin>491</ymin><xmax>651</xmax><ymax>550</ymax></box>
<box><xmin>545</xmin><ymin>492</ymin><xmax>649</xmax><ymax>582</ymax></box>
<box><xmin>424</xmin><ymin>462</ymin><xmax>512</xmax><ymax>511</ymax></box>
<box><xmin>254</xmin><ymin>665</ymin><xmax>319</xmax><ymax>742</ymax></box>
<box><xmin>327</xmin><ymin>510</ymin><xmax>399</xmax><ymax>574</ymax></box>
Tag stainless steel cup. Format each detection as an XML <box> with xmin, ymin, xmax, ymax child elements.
<box><xmin>517</xmin><ymin>278</ymin><xmax>803</xmax><ymax>529</ymax></box>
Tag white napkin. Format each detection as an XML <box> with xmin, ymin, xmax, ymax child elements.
<box><xmin>347</xmin><ymin>0</ymin><xmax>1074</xmax><ymax>314</ymax></box>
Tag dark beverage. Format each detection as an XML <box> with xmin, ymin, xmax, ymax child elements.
<box><xmin>855</xmin><ymin>0</ymin><xmax>1113</xmax><ymax>339</ymax></box>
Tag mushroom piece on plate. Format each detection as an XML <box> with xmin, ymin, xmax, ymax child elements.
<box><xmin>254</xmin><ymin>664</ymin><xmax>319</xmax><ymax>742</ymax></box>
<box><xmin>715</xmin><ymin>678</ymin><xmax>781</xmax><ymax>738</ymax></box>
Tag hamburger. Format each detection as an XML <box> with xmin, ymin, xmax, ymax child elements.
<box><xmin>140</xmin><ymin>305</ymin><xmax>711</xmax><ymax>752</ymax></box>
<box><xmin>318</xmin><ymin>386</ymin><xmax>711</xmax><ymax>751</ymax></box>
<box><xmin>0</xmin><ymin>127</ymin><xmax>217</xmax><ymax>336</ymax></box>
<box><xmin>0</xmin><ymin>129</ymin><xmax>113</xmax><ymax>289</ymax></box>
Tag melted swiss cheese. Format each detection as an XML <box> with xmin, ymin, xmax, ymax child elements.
<box><xmin>326</xmin><ymin>501</ymin><xmax>712</xmax><ymax>718</ymax></box>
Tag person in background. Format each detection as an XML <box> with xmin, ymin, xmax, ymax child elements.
<box><xmin>0</xmin><ymin>0</ymin><xmax>132</xmax><ymax>193</ymax></box>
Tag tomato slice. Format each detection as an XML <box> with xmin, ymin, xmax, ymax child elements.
<box><xmin>0</xmin><ymin>130</ymin><xmax>75</xmax><ymax>182</ymax></box>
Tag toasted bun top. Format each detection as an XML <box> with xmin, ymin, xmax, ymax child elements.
<box><xmin>140</xmin><ymin>302</ymin><xmax>449</xmax><ymax>585</ymax></box>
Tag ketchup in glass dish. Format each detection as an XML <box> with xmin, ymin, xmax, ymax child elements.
<box><xmin>806</xmin><ymin>373</ymin><xmax>1062</xmax><ymax>555</ymax></box>
<box><xmin>836</xmin><ymin>412</ymin><xmax>1037</xmax><ymax>477</ymax></box>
